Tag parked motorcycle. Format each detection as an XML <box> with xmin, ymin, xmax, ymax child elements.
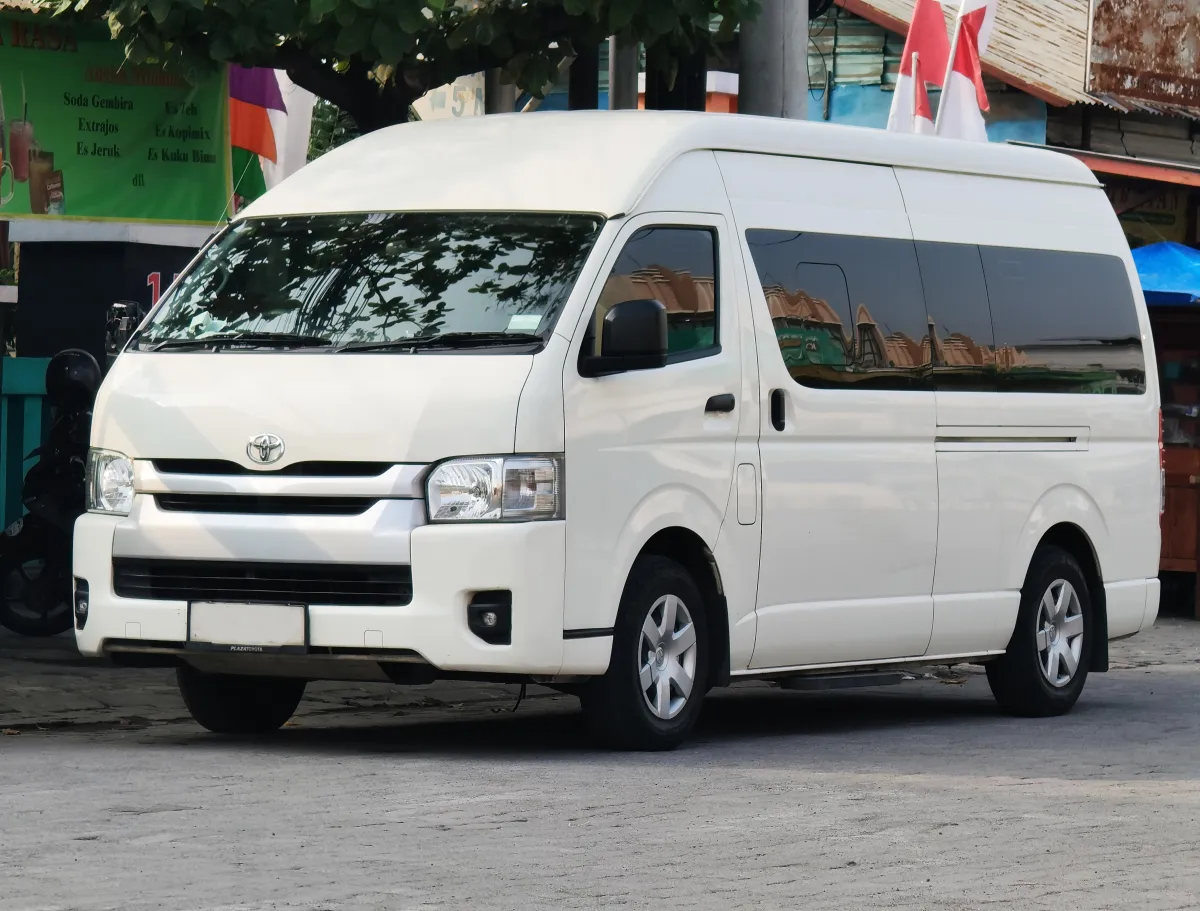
<box><xmin>0</xmin><ymin>350</ymin><xmax>102</xmax><ymax>636</ymax></box>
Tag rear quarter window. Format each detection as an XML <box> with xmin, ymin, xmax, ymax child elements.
<box><xmin>979</xmin><ymin>247</ymin><xmax>1145</xmax><ymax>394</ymax></box>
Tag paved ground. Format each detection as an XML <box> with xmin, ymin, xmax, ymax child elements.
<box><xmin>3</xmin><ymin>617</ymin><xmax>1200</xmax><ymax>910</ymax></box>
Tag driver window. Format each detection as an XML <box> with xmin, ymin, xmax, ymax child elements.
<box><xmin>591</xmin><ymin>226</ymin><xmax>719</xmax><ymax>359</ymax></box>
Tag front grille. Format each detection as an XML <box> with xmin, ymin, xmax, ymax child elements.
<box><xmin>153</xmin><ymin>459</ymin><xmax>391</xmax><ymax>477</ymax></box>
<box><xmin>156</xmin><ymin>494</ymin><xmax>376</xmax><ymax>516</ymax></box>
<box><xmin>113</xmin><ymin>559</ymin><xmax>413</xmax><ymax>606</ymax></box>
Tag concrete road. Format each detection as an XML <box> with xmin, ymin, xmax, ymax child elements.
<box><xmin>3</xmin><ymin>623</ymin><xmax>1200</xmax><ymax>911</ymax></box>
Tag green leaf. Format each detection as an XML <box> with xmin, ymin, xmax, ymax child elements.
<box><xmin>232</xmin><ymin>23</ymin><xmax>260</xmax><ymax>53</ymax></box>
<box><xmin>445</xmin><ymin>21</ymin><xmax>473</xmax><ymax>50</ymax></box>
<box><xmin>125</xmin><ymin>33</ymin><xmax>150</xmax><ymax>64</ymax></box>
<box><xmin>396</xmin><ymin>2</ymin><xmax>427</xmax><ymax>34</ymax></box>
<box><xmin>562</xmin><ymin>0</ymin><xmax>587</xmax><ymax>15</ymax></box>
<box><xmin>425</xmin><ymin>0</ymin><xmax>446</xmax><ymax>10</ymax></box>
<box><xmin>646</xmin><ymin>1</ymin><xmax>679</xmax><ymax>36</ymax></box>
<box><xmin>209</xmin><ymin>31</ymin><xmax>233</xmax><ymax>61</ymax></box>
<box><xmin>372</xmin><ymin>20</ymin><xmax>411</xmax><ymax>62</ymax></box>
<box><xmin>309</xmin><ymin>0</ymin><xmax>339</xmax><ymax>19</ymax></box>
<box><xmin>334</xmin><ymin>16</ymin><xmax>372</xmax><ymax>55</ymax></box>
<box><xmin>147</xmin><ymin>0</ymin><xmax>171</xmax><ymax>24</ymax></box>
<box><xmin>608</xmin><ymin>0</ymin><xmax>636</xmax><ymax>32</ymax></box>
<box><xmin>475</xmin><ymin>17</ymin><xmax>495</xmax><ymax>45</ymax></box>
<box><xmin>350</xmin><ymin>0</ymin><xmax>376</xmax><ymax>8</ymax></box>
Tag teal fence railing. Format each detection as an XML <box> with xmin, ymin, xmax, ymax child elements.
<box><xmin>0</xmin><ymin>357</ymin><xmax>51</xmax><ymax>528</ymax></box>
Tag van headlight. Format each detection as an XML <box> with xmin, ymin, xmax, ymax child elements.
<box><xmin>427</xmin><ymin>456</ymin><xmax>563</xmax><ymax>522</ymax></box>
<box><xmin>86</xmin><ymin>449</ymin><xmax>134</xmax><ymax>516</ymax></box>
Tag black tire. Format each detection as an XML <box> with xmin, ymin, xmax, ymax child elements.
<box><xmin>176</xmin><ymin>664</ymin><xmax>305</xmax><ymax>735</ymax></box>
<box><xmin>581</xmin><ymin>555</ymin><xmax>709</xmax><ymax>751</ymax></box>
<box><xmin>987</xmin><ymin>546</ymin><xmax>1093</xmax><ymax>717</ymax></box>
<box><xmin>0</xmin><ymin>548</ymin><xmax>72</xmax><ymax>637</ymax></box>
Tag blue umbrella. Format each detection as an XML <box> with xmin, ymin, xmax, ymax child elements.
<box><xmin>1131</xmin><ymin>241</ymin><xmax>1200</xmax><ymax>306</ymax></box>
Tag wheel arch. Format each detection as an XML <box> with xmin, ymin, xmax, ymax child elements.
<box><xmin>1036</xmin><ymin>522</ymin><xmax>1109</xmax><ymax>673</ymax></box>
<box><xmin>638</xmin><ymin>526</ymin><xmax>731</xmax><ymax>688</ymax></box>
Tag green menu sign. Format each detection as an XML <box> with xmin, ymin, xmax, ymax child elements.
<box><xmin>0</xmin><ymin>16</ymin><xmax>230</xmax><ymax>225</ymax></box>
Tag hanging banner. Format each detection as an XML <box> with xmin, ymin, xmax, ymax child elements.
<box><xmin>0</xmin><ymin>15</ymin><xmax>230</xmax><ymax>225</ymax></box>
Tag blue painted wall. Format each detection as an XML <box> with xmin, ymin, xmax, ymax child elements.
<box><xmin>808</xmin><ymin>83</ymin><xmax>1047</xmax><ymax>145</ymax></box>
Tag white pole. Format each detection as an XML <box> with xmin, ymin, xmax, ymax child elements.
<box><xmin>934</xmin><ymin>0</ymin><xmax>967</xmax><ymax>132</ymax></box>
<box><xmin>910</xmin><ymin>51</ymin><xmax>919</xmax><ymax>130</ymax></box>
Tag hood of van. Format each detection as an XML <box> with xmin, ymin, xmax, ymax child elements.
<box><xmin>92</xmin><ymin>352</ymin><xmax>534</xmax><ymax>466</ymax></box>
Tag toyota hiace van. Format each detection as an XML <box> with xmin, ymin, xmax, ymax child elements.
<box><xmin>76</xmin><ymin>112</ymin><xmax>1162</xmax><ymax>749</ymax></box>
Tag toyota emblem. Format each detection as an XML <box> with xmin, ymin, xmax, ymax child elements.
<box><xmin>247</xmin><ymin>433</ymin><xmax>285</xmax><ymax>465</ymax></box>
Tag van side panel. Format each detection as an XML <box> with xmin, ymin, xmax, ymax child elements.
<box><xmin>718</xmin><ymin>152</ymin><xmax>939</xmax><ymax>669</ymax></box>
<box><xmin>895</xmin><ymin>169</ymin><xmax>1160</xmax><ymax>648</ymax></box>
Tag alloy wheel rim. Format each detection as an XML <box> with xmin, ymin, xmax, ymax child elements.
<box><xmin>638</xmin><ymin>594</ymin><xmax>698</xmax><ymax>720</ymax></box>
<box><xmin>1036</xmin><ymin>579</ymin><xmax>1084</xmax><ymax>688</ymax></box>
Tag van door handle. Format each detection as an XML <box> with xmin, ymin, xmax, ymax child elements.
<box><xmin>705</xmin><ymin>393</ymin><xmax>736</xmax><ymax>413</ymax></box>
<box><xmin>770</xmin><ymin>388</ymin><xmax>786</xmax><ymax>431</ymax></box>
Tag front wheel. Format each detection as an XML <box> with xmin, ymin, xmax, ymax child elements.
<box><xmin>986</xmin><ymin>546</ymin><xmax>1092</xmax><ymax>717</ymax></box>
<box><xmin>581</xmin><ymin>555</ymin><xmax>708</xmax><ymax>751</ymax></box>
<box><xmin>177</xmin><ymin>664</ymin><xmax>306</xmax><ymax>735</ymax></box>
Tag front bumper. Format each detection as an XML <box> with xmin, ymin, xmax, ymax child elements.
<box><xmin>74</xmin><ymin>511</ymin><xmax>576</xmax><ymax>676</ymax></box>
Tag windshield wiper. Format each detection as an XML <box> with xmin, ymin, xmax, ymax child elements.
<box><xmin>334</xmin><ymin>332</ymin><xmax>545</xmax><ymax>353</ymax></box>
<box><xmin>143</xmin><ymin>331</ymin><xmax>333</xmax><ymax>352</ymax></box>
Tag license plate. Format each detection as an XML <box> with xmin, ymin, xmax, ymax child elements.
<box><xmin>188</xmin><ymin>602</ymin><xmax>306</xmax><ymax>651</ymax></box>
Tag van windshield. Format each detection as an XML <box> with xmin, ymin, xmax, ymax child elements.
<box><xmin>133</xmin><ymin>212</ymin><xmax>604</xmax><ymax>352</ymax></box>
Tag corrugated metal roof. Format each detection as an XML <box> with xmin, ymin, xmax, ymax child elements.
<box><xmin>838</xmin><ymin>0</ymin><xmax>1091</xmax><ymax>104</ymax></box>
<box><xmin>841</xmin><ymin>0</ymin><xmax>1200</xmax><ymax>120</ymax></box>
<box><xmin>1088</xmin><ymin>0</ymin><xmax>1200</xmax><ymax>110</ymax></box>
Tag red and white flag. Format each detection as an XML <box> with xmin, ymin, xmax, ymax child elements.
<box><xmin>935</xmin><ymin>0</ymin><xmax>999</xmax><ymax>142</ymax></box>
<box><xmin>886</xmin><ymin>0</ymin><xmax>950</xmax><ymax>134</ymax></box>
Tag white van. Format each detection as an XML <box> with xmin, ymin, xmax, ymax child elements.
<box><xmin>75</xmin><ymin>112</ymin><xmax>1162</xmax><ymax>750</ymax></box>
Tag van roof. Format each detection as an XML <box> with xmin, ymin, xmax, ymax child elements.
<box><xmin>240</xmin><ymin>110</ymin><xmax>1099</xmax><ymax>220</ymax></box>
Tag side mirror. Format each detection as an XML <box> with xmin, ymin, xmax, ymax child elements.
<box><xmin>579</xmin><ymin>299</ymin><xmax>668</xmax><ymax>377</ymax></box>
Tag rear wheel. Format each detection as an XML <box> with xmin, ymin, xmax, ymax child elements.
<box><xmin>987</xmin><ymin>546</ymin><xmax>1092</xmax><ymax>717</ymax></box>
<box><xmin>177</xmin><ymin>664</ymin><xmax>305</xmax><ymax>734</ymax></box>
<box><xmin>581</xmin><ymin>555</ymin><xmax>708</xmax><ymax>751</ymax></box>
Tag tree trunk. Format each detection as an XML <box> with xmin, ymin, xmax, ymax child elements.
<box><xmin>644</xmin><ymin>45</ymin><xmax>706</xmax><ymax>111</ymax></box>
<box><xmin>608</xmin><ymin>37</ymin><xmax>640</xmax><ymax>110</ymax></box>
<box><xmin>485</xmin><ymin>70</ymin><xmax>517</xmax><ymax>114</ymax></box>
<box><xmin>282</xmin><ymin>51</ymin><xmax>416</xmax><ymax>133</ymax></box>
<box><xmin>568</xmin><ymin>42</ymin><xmax>600</xmax><ymax>110</ymax></box>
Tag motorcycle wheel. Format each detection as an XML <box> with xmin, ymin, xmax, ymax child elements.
<box><xmin>0</xmin><ymin>550</ymin><xmax>73</xmax><ymax>637</ymax></box>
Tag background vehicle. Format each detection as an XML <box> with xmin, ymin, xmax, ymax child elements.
<box><xmin>0</xmin><ymin>350</ymin><xmax>101</xmax><ymax>636</ymax></box>
<box><xmin>75</xmin><ymin>113</ymin><xmax>1161</xmax><ymax>748</ymax></box>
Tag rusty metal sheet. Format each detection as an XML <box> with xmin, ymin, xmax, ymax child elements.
<box><xmin>1088</xmin><ymin>0</ymin><xmax>1200</xmax><ymax>107</ymax></box>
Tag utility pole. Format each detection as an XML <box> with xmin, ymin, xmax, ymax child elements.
<box><xmin>484</xmin><ymin>70</ymin><xmax>516</xmax><ymax>114</ymax></box>
<box><xmin>608</xmin><ymin>37</ymin><xmax>639</xmax><ymax>109</ymax></box>
<box><xmin>738</xmin><ymin>0</ymin><xmax>808</xmax><ymax>118</ymax></box>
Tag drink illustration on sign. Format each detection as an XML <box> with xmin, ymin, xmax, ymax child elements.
<box><xmin>0</xmin><ymin>73</ymin><xmax>65</xmax><ymax>215</ymax></box>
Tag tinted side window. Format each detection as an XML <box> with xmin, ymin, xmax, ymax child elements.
<box><xmin>979</xmin><ymin>247</ymin><xmax>1146</xmax><ymax>394</ymax></box>
<box><xmin>745</xmin><ymin>230</ymin><xmax>930</xmax><ymax>389</ymax></box>
<box><xmin>597</xmin><ymin>226</ymin><xmax>717</xmax><ymax>358</ymax></box>
<box><xmin>915</xmin><ymin>241</ymin><xmax>997</xmax><ymax>392</ymax></box>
